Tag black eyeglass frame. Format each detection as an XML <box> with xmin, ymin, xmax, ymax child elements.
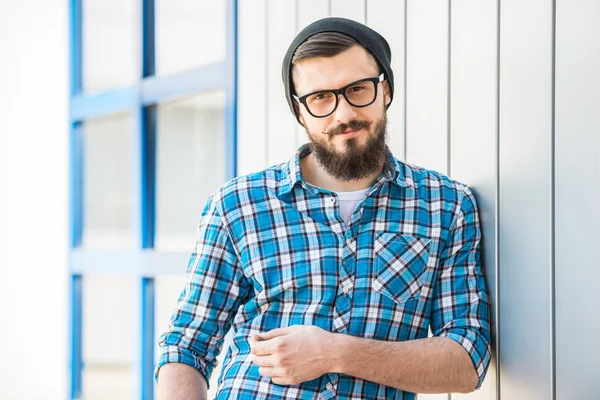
<box><xmin>293</xmin><ymin>73</ymin><xmax>385</xmax><ymax>118</ymax></box>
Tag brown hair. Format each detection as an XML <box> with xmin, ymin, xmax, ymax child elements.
<box><xmin>291</xmin><ymin>32</ymin><xmax>358</xmax><ymax>64</ymax></box>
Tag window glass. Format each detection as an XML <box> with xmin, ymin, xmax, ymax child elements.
<box><xmin>83</xmin><ymin>0</ymin><xmax>136</xmax><ymax>92</ymax></box>
<box><xmin>82</xmin><ymin>112</ymin><xmax>135</xmax><ymax>249</ymax></box>
<box><xmin>155</xmin><ymin>91</ymin><xmax>226</xmax><ymax>250</ymax></box>
<box><xmin>155</xmin><ymin>0</ymin><xmax>226</xmax><ymax>76</ymax></box>
<box><xmin>83</xmin><ymin>276</ymin><xmax>135</xmax><ymax>400</ymax></box>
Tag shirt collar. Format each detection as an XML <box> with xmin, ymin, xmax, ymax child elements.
<box><xmin>278</xmin><ymin>144</ymin><xmax>409</xmax><ymax>197</ymax></box>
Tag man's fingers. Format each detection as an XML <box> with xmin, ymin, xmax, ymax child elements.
<box><xmin>249</xmin><ymin>334</ymin><xmax>261</xmax><ymax>346</ymax></box>
<box><xmin>251</xmin><ymin>354</ymin><xmax>278</xmax><ymax>367</ymax></box>
<box><xmin>257</xmin><ymin>366</ymin><xmax>281</xmax><ymax>377</ymax></box>
<box><xmin>257</xmin><ymin>326</ymin><xmax>293</xmax><ymax>341</ymax></box>
<box><xmin>251</xmin><ymin>336</ymin><xmax>284</xmax><ymax>356</ymax></box>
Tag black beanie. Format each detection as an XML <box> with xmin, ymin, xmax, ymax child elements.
<box><xmin>282</xmin><ymin>17</ymin><xmax>394</xmax><ymax>123</ymax></box>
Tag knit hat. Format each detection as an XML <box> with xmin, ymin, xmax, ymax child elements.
<box><xmin>282</xmin><ymin>17</ymin><xmax>394</xmax><ymax>123</ymax></box>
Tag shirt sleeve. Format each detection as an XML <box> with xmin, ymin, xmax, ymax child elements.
<box><xmin>430</xmin><ymin>185</ymin><xmax>492</xmax><ymax>389</ymax></box>
<box><xmin>154</xmin><ymin>195</ymin><xmax>250</xmax><ymax>387</ymax></box>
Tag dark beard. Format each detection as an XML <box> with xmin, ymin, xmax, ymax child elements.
<box><xmin>308</xmin><ymin>113</ymin><xmax>388</xmax><ymax>182</ymax></box>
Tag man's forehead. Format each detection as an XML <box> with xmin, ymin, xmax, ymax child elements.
<box><xmin>292</xmin><ymin>45</ymin><xmax>380</xmax><ymax>94</ymax></box>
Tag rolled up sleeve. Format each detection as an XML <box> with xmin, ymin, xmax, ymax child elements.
<box><xmin>431</xmin><ymin>186</ymin><xmax>492</xmax><ymax>389</ymax></box>
<box><xmin>154</xmin><ymin>195</ymin><xmax>250</xmax><ymax>387</ymax></box>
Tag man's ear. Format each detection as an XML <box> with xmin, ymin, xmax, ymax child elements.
<box><xmin>383</xmin><ymin>80</ymin><xmax>391</xmax><ymax>107</ymax></box>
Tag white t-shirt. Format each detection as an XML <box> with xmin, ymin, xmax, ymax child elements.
<box><xmin>335</xmin><ymin>187</ymin><xmax>370</xmax><ymax>225</ymax></box>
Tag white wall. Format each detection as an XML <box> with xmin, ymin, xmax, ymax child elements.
<box><xmin>237</xmin><ymin>1</ymin><xmax>599</xmax><ymax>399</ymax></box>
<box><xmin>0</xmin><ymin>1</ymin><xmax>69</xmax><ymax>399</ymax></box>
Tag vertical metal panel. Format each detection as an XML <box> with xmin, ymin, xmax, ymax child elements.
<box><xmin>405</xmin><ymin>0</ymin><xmax>449</xmax><ymax>175</ymax></box>
<box><xmin>449</xmin><ymin>1</ymin><xmax>498</xmax><ymax>399</ymax></box>
<box><xmin>330</xmin><ymin>0</ymin><xmax>365</xmax><ymax>23</ymax></box>
<box><xmin>366</xmin><ymin>0</ymin><xmax>406</xmax><ymax>161</ymax></box>
<box><xmin>555</xmin><ymin>1</ymin><xmax>600</xmax><ymax>398</ymax></box>
<box><xmin>498</xmin><ymin>0</ymin><xmax>554</xmax><ymax>399</ymax></box>
<box><xmin>237</xmin><ymin>0</ymin><xmax>268</xmax><ymax>175</ymax></box>
<box><xmin>294</xmin><ymin>0</ymin><xmax>330</xmax><ymax>149</ymax></box>
<box><xmin>406</xmin><ymin>2</ymin><xmax>450</xmax><ymax>398</ymax></box>
<box><xmin>266</xmin><ymin>0</ymin><xmax>298</xmax><ymax>166</ymax></box>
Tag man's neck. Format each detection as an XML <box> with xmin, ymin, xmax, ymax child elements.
<box><xmin>300</xmin><ymin>153</ymin><xmax>383</xmax><ymax>192</ymax></box>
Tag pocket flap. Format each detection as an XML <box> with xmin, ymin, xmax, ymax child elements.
<box><xmin>373</xmin><ymin>233</ymin><xmax>431</xmax><ymax>303</ymax></box>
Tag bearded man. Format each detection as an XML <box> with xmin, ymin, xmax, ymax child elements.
<box><xmin>156</xmin><ymin>17</ymin><xmax>491</xmax><ymax>400</ymax></box>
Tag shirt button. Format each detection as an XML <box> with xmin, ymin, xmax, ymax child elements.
<box><xmin>342</xmin><ymin>286</ymin><xmax>350</xmax><ymax>294</ymax></box>
<box><xmin>326</xmin><ymin>382</ymin><xmax>333</xmax><ymax>390</ymax></box>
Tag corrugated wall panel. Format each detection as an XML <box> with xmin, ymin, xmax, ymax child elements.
<box><xmin>555</xmin><ymin>1</ymin><xmax>600</xmax><ymax>398</ymax></box>
<box><xmin>449</xmin><ymin>1</ymin><xmax>498</xmax><ymax>398</ymax></box>
<box><xmin>406</xmin><ymin>2</ymin><xmax>450</xmax><ymax>398</ymax></box>
<box><xmin>405</xmin><ymin>0</ymin><xmax>449</xmax><ymax>175</ymax></box>
<box><xmin>330</xmin><ymin>0</ymin><xmax>366</xmax><ymax>23</ymax></box>
<box><xmin>238</xmin><ymin>0</ymin><xmax>268</xmax><ymax>175</ymax></box>
<box><xmin>366</xmin><ymin>0</ymin><xmax>406</xmax><ymax>161</ymax></box>
<box><xmin>498</xmin><ymin>0</ymin><xmax>554</xmax><ymax>398</ymax></box>
<box><xmin>237</xmin><ymin>1</ymin><xmax>600</xmax><ymax>398</ymax></box>
<box><xmin>266</xmin><ymin>0</ymin><xmax>298</xmax><ymax>166</ymax></box>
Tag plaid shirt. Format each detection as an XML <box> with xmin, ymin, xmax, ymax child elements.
<box><xmin>156</xmin><ymin>145</ymin><xmax>491</xmax><ymax>399</ymax></box>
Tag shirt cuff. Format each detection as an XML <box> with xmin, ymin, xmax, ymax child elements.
<box><xmin>439</xmin><ymin>329</ymin><xmax>491</xmax><ymax>389</ymax></box>
<box><xmin>154</xmin><ymin>345</ymin><xmax>212</xmax><ymax>389</ymax></box>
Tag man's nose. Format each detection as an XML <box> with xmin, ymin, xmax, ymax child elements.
<box><xmin>333</xmin><ymin>93</ymin><xmax>357</xmax><ymax>123</ymax></box>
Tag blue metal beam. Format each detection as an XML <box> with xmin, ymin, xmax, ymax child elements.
<box><xmin>132</xmin><ymin>102</ymin><xmax>156</xmax><ymax>400</ymax></box>
<box><xmin>69</xmin><ymin>62</ymin><xmax>229</xmax><ymax>123</ymax></box>
<box><xmin>70</xmin><ymin>249</ymin><xmax>189</xmax><ymax>276</ymax></box>
<box><xmin>69</xmin><ymin>275</ymin><xmax>83</xmax><ymax>400</ymax></box>
<box><xmin>140</xmin><ymin>63</ymin><xmax>228</xmax><ymax>106</ymax></box>
<box><xmin>139</xmin><ymin>1</ymin><xmax>157</xmax><ymax>398</ymax></box>
<box><xmin>69</xmin><ymin>0</ymin><xmax>84</xmax><ymax>398</ymax></box>
<box><xmin>225</xmin><ymin>0</ymin><xmax>239</xmax><ymax>180</ymax></box>
<box><xmin>140</xmin><ymin>277</ymin><xmax>156</xmax><ymax>399</ymax></box>
<box><xmin>70</xmin><ymin>86</ymin><xmax>137</xmax><ymax>122</ymax></box>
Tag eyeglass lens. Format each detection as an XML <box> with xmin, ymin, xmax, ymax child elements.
<box><xmin>305</xmin><ymin>80</ymin><xmax>376</xmax><ymax>117</ymax></box>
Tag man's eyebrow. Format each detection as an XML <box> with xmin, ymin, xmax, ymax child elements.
<box><xmin>301</xmin><ymin>76</ymin><xmax>373</xmax><ymax>95</ymax></box>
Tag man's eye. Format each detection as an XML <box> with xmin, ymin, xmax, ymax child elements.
<box><xmin>348</xmin><ymin>85</ymin><xmax>365</xmax><ymax>92</ymax></box>
<box><xmin>312</xmin><ymin>92</ymin><xmax>331</xmax><ymax>101</ymax></box>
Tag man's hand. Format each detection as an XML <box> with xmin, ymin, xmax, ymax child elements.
<box><xmin>249</xmin><ymin>325</ymin><xmax>335</xmax><ymax>385</ymax></box>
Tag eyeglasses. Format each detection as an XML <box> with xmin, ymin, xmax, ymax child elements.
<box><xmin>293</xmin><ymin>73</ymin><xmax>384</xmax><ymax>118</ymax></box>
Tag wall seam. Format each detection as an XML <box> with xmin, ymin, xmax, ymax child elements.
<box><xmin>495</xmin><ymin>0</ymin><xmax>501</xmax><ymax>398</ymax></box>
<box><xmin>403</xmin><ymin>0</ymin><xmax>408</xmax><ymax>162</ymax></box>
<box><xmin>447</xmin><ymin>0</ymin><xmax>453</xmax><ymax>396</ymax></box>
<box><xmin>264</xmin><ymin>0</ymin><xmax>269</xmax><ymax>168</ymax></box>
<box><xmin>550</xmin><ymin>0</ymin><xmax>557</xmax><ymax>398</ymax></box>
<box><xmin>446</xmin><ymin>0</ymin><xmax>451</xmax><ymax>180</ymax></box>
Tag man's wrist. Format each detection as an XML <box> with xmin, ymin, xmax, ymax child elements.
<box><xmin>327</xmin><ymin>332</ymin><xmax>354</xmax><ymax>374</ymax></box>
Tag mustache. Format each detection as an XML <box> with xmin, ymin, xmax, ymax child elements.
<box><xmin>322</xmin><ymin>120</ymin><xmax>373</xmax><ymax>137</ymax></box>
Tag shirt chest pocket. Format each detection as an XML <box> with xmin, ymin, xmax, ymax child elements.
<box><xmin>373</xmin><ymin>233</ymin><xmax>431</xmax><ymax>304</ymax></box>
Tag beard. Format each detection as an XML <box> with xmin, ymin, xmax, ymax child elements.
<box><xmin>306</xmin><ymin>112</ymin><xmax>389</xmax><ymax>182</ymax></box>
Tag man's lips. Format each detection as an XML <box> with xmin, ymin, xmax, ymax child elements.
<box><xmin>337</xmin><ymin>128</ymin><xmax>362</xmax><ymax>137</ymax></box>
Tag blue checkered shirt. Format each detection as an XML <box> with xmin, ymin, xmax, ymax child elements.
<box><xmin>156</xmin><ymin>145</ymin><xmax>491</xmax><ymax>399</ymax></box>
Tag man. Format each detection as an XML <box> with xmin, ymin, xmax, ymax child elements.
<box><xmin>156</xmin><ymin>17</ymin><xmax>491</xmax><ymax>400</ymax></box>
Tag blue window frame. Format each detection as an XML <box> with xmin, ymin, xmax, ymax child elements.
<box><xmin>68</xmin><ymin>0</ymin><xmax>238</xmax><ymax>398</ymax></box>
